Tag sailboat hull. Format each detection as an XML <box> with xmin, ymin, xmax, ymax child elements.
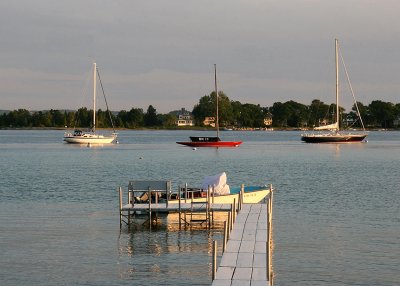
<box><xmin>177</xmin><ymin>141</ymin><xmax>242</xmax><ymax>147</ymax></box>
<box><xmin>301</xmin><ymin>133</ymin><xmax>367</xmax><ymax>143</ymax></box>
<box><xmin>64</xmin><ymin>134</ymin><xmax>116</xmax><ymax>144</ymax></box>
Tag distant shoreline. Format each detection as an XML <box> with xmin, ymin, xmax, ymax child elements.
<box><xmin>0</xmin><ymin>127</ymin><xmax>397</xmax><ymax>131</ymax></box>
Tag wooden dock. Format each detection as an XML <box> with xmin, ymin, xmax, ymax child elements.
<box><xmin>211</xmin><ymin>202</ymin><xmax>273</xmax><ymax>286</ymax></box>
<box><xmin>117</xmin><ymin>180</ymin><xmax>274</xmax><ymax>285</ymax></box>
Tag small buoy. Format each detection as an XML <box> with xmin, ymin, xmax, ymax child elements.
<box><xmin>139</xmin><ymin>157</ymin><xmax>143</xmax><ymax>159</ymax></box>
<box><xmin>192</xmin><ymin>147</ymin><xmax>197</xmax><ymax>150</ymax></box>
<box><xmin>115</xmin><ymin>140</ymin><xmax>119</xmax><ymax>144</ymax></box>
<box><xmin>87</xmin><ymin>143</ymin><xmax>91</xmax><ymax>148</ymax></box>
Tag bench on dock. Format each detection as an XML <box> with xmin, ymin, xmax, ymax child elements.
<box><xmin>128</xmin><ymin>180</ymin><xmax>172</xmax><ymax>206</ymax></box>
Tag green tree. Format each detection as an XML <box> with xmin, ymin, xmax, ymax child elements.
<box><xmin>127</xmin><ymin>108</ymin><xmax>144</xmax><ymax>128</ymax></box>
<box><xmin>50</xmin><ymin>109</ymin><xmax>65</xmax><ymax>127</ymax></box>
<box><xmin>308</xmin><ymin>99</ymin><xmax>330</xmax><ymax>127</ymax></box>
<box><xmin>192</xmin><ymin>90</ymin><xmax>232</xmax><ymax>126</ymax></box>
<box><xmin>75</xmin><ymin>107</ymin><xmax>91</xmax><ymax>128</ymax></box>
<box><xmin>160</xmin><ymin>113</ymin><xmax>177</xmax><ymax>127</ymax></box>
<box><xmin>8</xmin><ymin>109</ymin><xmax>31</xmax><ymax>127</ymax></box>
<box><xmin>270</xmin><ymin>102</ymin><xmax>289</xmax><ymax>127</ymax></box>
<box><xmin>231</xmin><ymin>101</ymin><xmax>243</xmax><ymax>127</ymax></box>
<box><xmin>117</xmin><ymin>108</ymin><xmax>144</xmax><ymax>128</ymax></box>
<box><xmin>347</xmin><ymin>101</ymin><xmax>368</xmax><ymax>128</ymax></box>
<box><xmin>368</xmin><ymin>100</ymin><xmax>395</xmax><ymax>128</ymax></box>
<box><xmin>215</xmin><ymin>91</ymin><xmax>233</xmax><ymax>126</ymax></box>
<box><xmin>192</xmin><ymin>94</ymin><xmax>215</xmax><ymax>126</ymax></box>
<box><xmin>144</xmin><ymin>105</ymin><xmax>159</xmax><ymax>127</ymax></box>
<box><xmin>65</xmin><ymin>111</ymin><xmax>76</xmax><ymax>128</ymax></box>
<box><xmin>239</xmin><ymin>103</ymin><xmax>264</xmax><ymax>127</ymax></box>
<box><xmin>283</xmin><ymin>101</ymin><xmax>309</xmax><ymax>127</ymax></box>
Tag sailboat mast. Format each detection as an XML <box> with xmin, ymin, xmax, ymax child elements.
<box><xmin>93</xmin><ymin>62</ymin><xmax>97</xmax><ymax>132</ymax></box>
<box><xmin>214</xmin><ymin>64</ymin><xmax>219</xmax><ymax>138</ymax></box>
<box><xmin>335</xmin><ymin>39</ymin><xmax>339</xmax><ymax>129</ymax></box>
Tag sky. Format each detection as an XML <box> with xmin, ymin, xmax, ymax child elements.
<box><xmin>1</xmin><ymin>0</ymin><xmax>400</xmax><ymax>113</ymax></box>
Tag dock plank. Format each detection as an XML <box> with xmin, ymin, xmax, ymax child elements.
<box><xmin>254</xmin><ymin>241</ymin><xmax>267</xmax><ymax>254</ymax></box>
<box><xmin>229</xmin><ymin>229</ymin><xmax>243</xmax><ymax>240</ymax></box>
<box><xmin>252</xmin><ymin>267</ymin><xmax>267</xmax><ymax>280</ymax></box>
<box><xmin>232</xmin><ymin>267</ymin><xmax>252</xmax><ymax>280</ymax></box>
<box><xmin>253</xmin><ymin>253</ymin><xmax>267</xmax><ymax>268</ymax></box>
<box><xmin>211</xmin><ymin>280</ymin><xmax>231</xmax><ymax>286</ymax></box>
<box><xmin>236</xmin><ymin>253</ymin><xmax>253</xmax><ymax>267</ymax></box>
<box><xmin>220</xmin><ymin>252</ymin><xmax>238</xmax><ymax>267</ymax></box>
<box><xmin>251</xmin><ymin>280</ymin><xmax>269</xmax><ymax>286</ymax></box>
<box><xmin>239</xmin><ymin>240</ymin><xmax>255</xmax><ymax>253</ymax></box>
<box><xmin>215</xmin><ymin>266</ymin><xmax>234</xmax><ymax>280</ymax></box>
<box><xmin>231</xmin><ymin>281</ymin><xmax>250</xmax><ymax>286</ymax></box>
<box><xmin>225</xmin><ymin>240</ymin><xmax>241</xmax><ymax>253</ymax></box>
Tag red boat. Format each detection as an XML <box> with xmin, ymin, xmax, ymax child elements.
<box><xmin>177</xmin><ymin>64</ymin><xmax>243</xmax><ymax>148</ymax></box>
<box><xmin>177</xmin><ymin>136</ymin><xmax>242</xmax><ymax>147</ymax></box>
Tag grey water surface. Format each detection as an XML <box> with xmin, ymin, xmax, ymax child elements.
<box><xmin>0</xmin><ymin>130</ymin><xmax>399</xmax><ymax>285</ymax></box>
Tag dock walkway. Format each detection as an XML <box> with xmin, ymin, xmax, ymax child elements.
<box><xmin>212</xmin><ymin>203</ymin><xmax>271</xmax><ymax>286</ymax></box>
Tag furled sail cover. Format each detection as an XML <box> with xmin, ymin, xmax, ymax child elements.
<box><xmin>314</xmin><ymin>122</ymin><xmax>339</xmax><ymax>131</ymax></box>
<box><xmin>201</xmin><ymin>172</ymin><xmax>230</xmax><ymax>195</ymax></box>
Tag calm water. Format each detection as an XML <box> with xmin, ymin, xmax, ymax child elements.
<box><xmin>0</xmin><ymin>130</ymin><xmax>399</xmax><ymax>285</ymax></box>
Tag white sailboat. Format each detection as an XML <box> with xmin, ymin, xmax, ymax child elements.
<box><xmin>301</xmin><ymin>39</ymin><xmax>368</xmax><ymax>143</ymax></box>
<box><xmin>64</xmin><ymin>63</ymin><xmax>117</xmax><ymax>144</ymax></box>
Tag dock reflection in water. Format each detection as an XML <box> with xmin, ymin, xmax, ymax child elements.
<box><xmin>117</xmin><ymin>213</ymin><xmax>227</xmax><ymax>285</ymax></box>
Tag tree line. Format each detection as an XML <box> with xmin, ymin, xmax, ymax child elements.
<box><xmin>1</xmin><ymin>91</ymin><xmax>400</xmax><ymax>129</ymax></box>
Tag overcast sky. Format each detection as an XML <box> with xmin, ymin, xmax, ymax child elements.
<box><xmin>1</xmin><ymin>0</ymin><xmax>399</xmax><ymax>113</ymax></box>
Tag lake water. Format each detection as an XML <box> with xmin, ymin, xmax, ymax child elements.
<box><xmin>0</xmin><ymin>130</ymin><xmax>399</xmax><ymax>285</ymax></box>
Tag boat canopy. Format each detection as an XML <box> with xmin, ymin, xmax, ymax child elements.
<box><xmin>201</xmin><ymin>172</ymin><xmax>230</xmax><ymax>195</ymax></box>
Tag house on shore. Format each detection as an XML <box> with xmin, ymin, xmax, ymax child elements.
<box><xmin>203</xmin><ymin>117</ymin><xmax>216</xmax><ymax>128</ymax></box>
<box><xmin>176</xmin><ymin>108</ymin><xmax>194</xmax><ymax>127</ymax></box>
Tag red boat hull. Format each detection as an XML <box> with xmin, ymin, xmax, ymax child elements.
<box><xmin>177</xmin><ymin>141</ymin><xmax>242</xmax><ymax>147</ymax></box>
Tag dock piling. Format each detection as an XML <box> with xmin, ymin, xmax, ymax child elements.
<box><xmin>223</xmin><ymin>221</ymin><xmax>227</xmax><ymax>252</ymax></box>
<box><xmin>178</xmin><ymin>185</ymin><xmax>182</xmax><ymax>229</ymax></box>
<box><xmin>184</xmin><ymin>183</ymin><xmax>188</xmax><ymax>203</ymax></box>
<box><xmin>240</xmin><ymin>184</ymin><xmax>244</xmax><ymax>210</ymax></box>
<box><xmin>119</xmin><ymin>187</ymin><xmax>123</xmax><ymax>228</ymax></box>
<box><xmin>212</xmin><ymin>240</ymin><xmax>217</xmax><ymax>280</ymax></box>
<box><xmin>227</xmin><ymin>211</ymin><xmax>231</xmax><ymax>239</ymax></box>
<box><xmin>232</xmin><ymin>199</ymin><xmax>236</xmax><ymax>224</ymax></box>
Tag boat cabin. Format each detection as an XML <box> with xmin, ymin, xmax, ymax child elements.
<box><xmin>73</xmin><ymin>130</ymin><xmax>83</xmax><ymax>136</ymax></box>
<box><xmin>189</xmin><ymin>136</ymin><xmax>221</xmax><ymax>142</ymax></box>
